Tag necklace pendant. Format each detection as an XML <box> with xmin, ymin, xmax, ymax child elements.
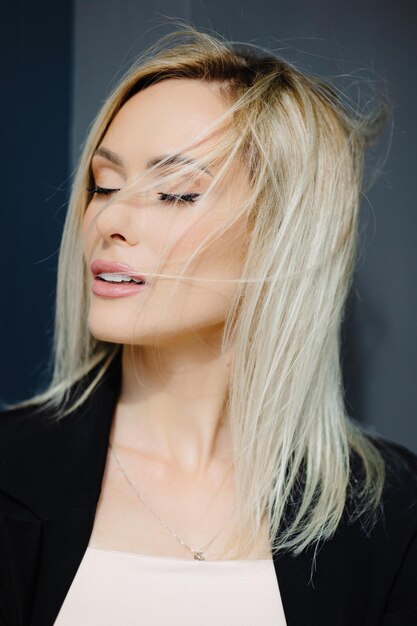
<box><xmin>193</xmin><ymin>551</ymin><xmax>205</xmax><ymax>561</ymax></box>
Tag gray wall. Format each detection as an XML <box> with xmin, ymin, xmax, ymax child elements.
<box><xmin>3</xmin><ymin>1</ymin><xmax>416</xmax><ymax>453</ymax></box>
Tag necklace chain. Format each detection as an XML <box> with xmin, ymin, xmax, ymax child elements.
<box><xmin>108</xmin><ymin>441</ymin><xmax>234</xmax><ymax>561</ymax></box>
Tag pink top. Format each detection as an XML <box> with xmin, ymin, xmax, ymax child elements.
<box><xmin>53</xmin><ymin>547</ymin><xmax>287</xmax><ymax>625</ymax></box>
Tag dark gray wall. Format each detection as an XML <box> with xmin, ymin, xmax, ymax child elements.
<box><xmin>0</xmin><ymin>0</ymin><xmax>73</xmax><ymax>401</ymax></box>
<box><xmin>3</xmin><ymin>1</ymin><xmax>416</xmax><ymax>453</ymax></box>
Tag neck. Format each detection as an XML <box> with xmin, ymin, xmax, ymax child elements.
<box><xmin>113</xmin><ymin>325</ymin><xmax>234</xmax><ymax>477</ymax></box>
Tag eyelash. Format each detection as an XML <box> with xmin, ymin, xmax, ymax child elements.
<box><xmin>85</xmin><ymin>186</ymin><xmax>201</xmax><ymax>204</ymax></box>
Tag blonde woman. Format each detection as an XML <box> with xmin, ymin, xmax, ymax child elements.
<box><xmin>1</xmin><ymin>23</ymin><xmax>416</xmax><ymax>626</ymax></box>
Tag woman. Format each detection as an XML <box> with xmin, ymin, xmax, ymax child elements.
<box><xmin>1</xmin><ymin>23</ymin><xmax>416</xmax><ymax>626</ymax></box>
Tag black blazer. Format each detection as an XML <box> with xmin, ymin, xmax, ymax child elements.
<box><xmin>1</xmin><ymin>352</ymin><xmax>417</xmax><ymax>626</ymax></box>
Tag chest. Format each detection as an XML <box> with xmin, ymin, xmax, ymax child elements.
<box><xmin>87</xmin><ymin>445</ymin><xmax>272</xmax><ymax>560</ymax></box>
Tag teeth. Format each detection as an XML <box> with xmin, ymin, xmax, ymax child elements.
<box><xmin>97</xmin><ymin>272</ymin><xmax>144</xmax><ymax>284</ymax></box>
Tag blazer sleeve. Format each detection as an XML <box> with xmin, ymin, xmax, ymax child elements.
<box><xmin>380</xmin><ymin>516</ymin><xmax>417</xmax><ymax>625</ymax></box>
<box><xmin>0</xmin><ymin>407</ymin><xmax>43</xmax><ymax>626</ymax></box>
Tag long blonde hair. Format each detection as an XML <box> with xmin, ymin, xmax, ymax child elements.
<box><xmin>4</xmin><ymin>22</ymin><xmax>395</xmax><ymax>567</ymax></box>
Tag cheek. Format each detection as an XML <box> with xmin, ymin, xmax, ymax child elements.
<box><xmin>163</xmin><ymin>211</ymin><xmax>248</xmax><ymax>283</ymax></box>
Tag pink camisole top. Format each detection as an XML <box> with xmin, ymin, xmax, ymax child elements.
<box><xmin>53</xmin><ymin>546</ymin><xmax>288</xmax><ymax>625</ymax></box>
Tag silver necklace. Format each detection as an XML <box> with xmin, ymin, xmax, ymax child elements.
<box><xmin>108</xmin><ymin>441</ymin><xmax>234</xmax><ymax>561</ymax></box>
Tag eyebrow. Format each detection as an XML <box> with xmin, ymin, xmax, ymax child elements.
<box><xmin>92</xmin><ymin>146</ymin><xmax>213</xmax><ymax>178</ymax></box>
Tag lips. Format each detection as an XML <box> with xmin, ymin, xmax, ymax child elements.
<box><xmin>91</xmin><ymin>258</ymin><xmax>148</xmax><ymax>283</ymax></box>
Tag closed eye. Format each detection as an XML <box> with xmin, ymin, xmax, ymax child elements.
<box><xmin>86</xmin><ymin>186</ymin><xmax>201</xmax><ymax>204</ymax></box>
<box><xmin>86</xmin><ymin>185</ymin><xmax>118</xmax><ymax>197</ymax></box>
<box><xmin>158</xmin><ymin>193</ymin><xmax>200</xmax><ymax>204</ymax></box>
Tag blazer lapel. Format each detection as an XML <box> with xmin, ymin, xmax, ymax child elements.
<box><xmin>27</xmin><ymin>350</ymin><xmax>371</xmax><ymax>626</ymax></box>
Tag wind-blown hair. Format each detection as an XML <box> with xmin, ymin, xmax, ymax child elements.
<box><xmin>4</xmin><ymin>22</ymin><xmax>396</xmax><ymax>566</ymax></box>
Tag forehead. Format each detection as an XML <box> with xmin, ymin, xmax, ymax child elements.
<box><xmin>100</xmin><ymin>78</ymin><xmax>230</xmax><ymax>165</ymax></box>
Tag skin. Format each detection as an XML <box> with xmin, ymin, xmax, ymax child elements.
<box><xmin>81</xmin><ymin>78</ymin><xmax>269</xmax><ymax>558</ymax></box>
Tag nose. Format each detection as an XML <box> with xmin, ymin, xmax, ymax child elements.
<box><xmin>94</xmin><ymin>198</ymin><xmax>141</xmax><ymax>247</ymax></box>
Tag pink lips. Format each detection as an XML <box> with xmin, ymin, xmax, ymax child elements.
<box><xmin>90</xmin><ymin>258</ymin><xmax>148</xmax><ymax>299</ymax></box>
<box><xmin>91</xmin><ymin>258</ymin><xmax>147</xmax><ymax>282</ymax></box>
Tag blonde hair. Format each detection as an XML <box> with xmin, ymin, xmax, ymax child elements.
<box><xmin>4</xmin><ymin>21</ymin><xmax>396</xmax><ymax>569</ymax></box>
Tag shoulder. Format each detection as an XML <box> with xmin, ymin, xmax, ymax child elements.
<box><xmin>0</xmin><ymin>361</ymin><xmax>120</xmax><ymax>520</ymax></box>
<box><xmin>368</xmin><ymin>431</ymin><xmax>417</xmax><ymax>469</ymax></box>
<box><xmin>0</xmin><ymin>403</ymin><xmax>41</xmax><ymax>463</ymax></box>
<box><xmin>0</xmin><ymin>395</ymin><xmax>88</xmax><ymax>520</ymax></box>
<box><xmin>349</xmin><ymin>432</ymin><xmax>417</xmax><ymax>532</ymax></box>
<box><xmin>0</xmin><ymin>359</ymin><xmax>109</xmax><ymax>462</ymax></box>
<box><xmin>322</xmin><ymin>432</ymin><xmax>417</xmax><ymax>566</ymax></box>
<box><xmin>366</xmin><ymin>432</ymin><xmax>417</xmax><ymax>505</ymax></box>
